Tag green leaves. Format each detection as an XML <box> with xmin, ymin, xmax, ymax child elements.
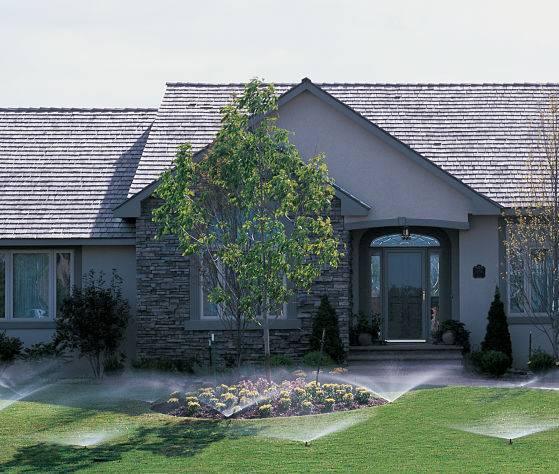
<box><xmin>154</xmin><ymin>79</ymin><xmax>342</xmax><ymax>323</ymax></box>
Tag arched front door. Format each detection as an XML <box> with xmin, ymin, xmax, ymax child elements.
<box><xmin>371</xmin><ymin>233</ymin><xmax>441</xmax><ymax>342</ymax></box>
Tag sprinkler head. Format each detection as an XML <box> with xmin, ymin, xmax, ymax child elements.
<box><xmin>509</xmin><ymin>439</ymin><xmax>513</xmax><ymax>445</ymax></box>
<box><xmin>305</xmin><ymin>441</ymin><xmax>309</xmax><ymax>447</ymax></box>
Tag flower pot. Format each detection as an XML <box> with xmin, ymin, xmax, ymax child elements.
<box><xmin>358</xmin><ymin>332</ymin><xmax>373</xmax><ymax>346</ymax></box>
<box><xmin>441</xmin><ymin>330</ymin><xmax>455</xmax><ymax>345</ymax></box>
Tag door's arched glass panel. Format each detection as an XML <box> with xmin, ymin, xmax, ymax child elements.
<box><xmin>371</xmin><ymin>233</ymin><xmax>440</xmax><ymax>248</ymax></box>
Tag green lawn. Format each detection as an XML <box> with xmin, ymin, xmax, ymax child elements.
<box><xmin>0</xmin><ymin>383</ymin><xmax>558</xmax><ymax>473</ymax></box>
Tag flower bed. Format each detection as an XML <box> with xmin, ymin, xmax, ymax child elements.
<box><xmin>152</xmin><ymin>376</ymin><xmax>386</xmax><ymax>419</ymax></box>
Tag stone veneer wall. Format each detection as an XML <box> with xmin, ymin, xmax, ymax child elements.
<box><xmin>136</xmin><ymin>196</ymin><xmax>351</xmax><ymax>366</ymax></box>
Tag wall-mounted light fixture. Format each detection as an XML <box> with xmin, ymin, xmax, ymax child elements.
<box><xmin>401</xmin><ymin>226</ymin><xmax>411</xmax><ymax>240</ymax></box>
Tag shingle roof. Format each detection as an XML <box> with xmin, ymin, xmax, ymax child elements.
<box><xmin>129</xmin><ymin>82</ymin><xmax>559</xmax><ymax>207</ymax></box>
<box><xmin>0</xmin><ymin>108</ymin><xmax>156</xmax><ymax>239</ymax></box>
<box><xmin>4</xmin><ymin>82</ymin><xmax>559</xmax><ymax>240</ymax></box>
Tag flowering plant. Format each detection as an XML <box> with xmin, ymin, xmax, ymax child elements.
<box><xmin>155</xmin><ymin>375</ymin><xmax>385</xmax><ymax>419</ymax></box>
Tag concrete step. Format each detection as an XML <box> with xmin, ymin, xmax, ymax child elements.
<box><xmin>349</xmin><ymin>344</ymin><xmax>463</xmax><ymax>351</ymax></box>
<box><xmin>347</xmin><ymin>344</ymin><xmax>464</xmax><ymax>363</ymax></box>
<box><xmin>347</xmin><ymin>351</ymin><xmax>463</xmax><ymax>362</ymax></box>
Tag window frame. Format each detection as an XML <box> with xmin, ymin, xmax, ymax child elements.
<box><xmin>507</xmin><ymin>247</ymin><xmax>550</xmax><ymax>316</ymax></box>
<box><xmin>0</xmin><ymin>249</ymin><xmax>74</xmax><ymax>321</ymax></box>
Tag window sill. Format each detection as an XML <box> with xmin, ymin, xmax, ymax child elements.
<box><xmin>185</xmin><ymin>318</ymin><xmax>302</xmax><ymax>331</ymax></box>
<box><xmin>0</xmin><ymin>320</ymin><xmax>57</xmax><ymax>329</ymax></box>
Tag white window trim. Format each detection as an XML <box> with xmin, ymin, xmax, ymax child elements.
<box><xmin>507</xmin><ymin>248</ymin><xmax>549</xmax><ymax>316</ymax></box>
<box><xmin>0</xmin><ymin>249</ymin><xmax>74</xmax><ymax>321</ymax></box>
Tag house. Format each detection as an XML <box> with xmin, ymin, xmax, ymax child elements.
<box><xmin>1</xmin><ymin>79</ymin><xmax>556</xmax><ymax>368</ymax></box>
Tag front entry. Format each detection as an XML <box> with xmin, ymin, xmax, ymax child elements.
<box><xmin>369</xmin><ymin>232</ymin><xmax>443</xmax><ymax>342</ymax></box>
<box><xmin>385</xmin><ymin>250</ymin><xmax>425</xmax><ymax>340</ymax></box>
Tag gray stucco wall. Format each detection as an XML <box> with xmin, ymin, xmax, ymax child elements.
<box><xmin>276</xmin><ymin>91</ymin><xmax>474</xmax><ymax>224</ymax></box>
<box><xmin>135</xmin><ymin>196</ymin><xmax>351</xmax><ymax>366</ymax></box>
<box><xmin>457</xmin><ymin>215</ymin><xmax>554</xmax><ymax>368</ymax></box>
<box><xmin>459</xmin><ymin>216</ymin><xmax>501</xmax><ymax>352</ymax></box>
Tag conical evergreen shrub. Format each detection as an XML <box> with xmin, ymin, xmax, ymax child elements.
<box><xmin>309</xmin><ymin>295</ymin><xmax>345</xmax><ymax>363</ymax></box>
<box><xmin>481</xmin><ymin>288</ymin><xmax>513</xmax><ymax>367</ymax></box>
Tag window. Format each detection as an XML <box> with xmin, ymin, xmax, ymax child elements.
<box><xmin>429</xmin><ymin>251</ymin><xmax>440</xmax><ymax>330</ymax></box>
<box><xmin>508</xmin><ymin>249</ymin><xmax>550</xmax><ymax>314</ymax></box>
<box><xmin>370</xmin><ymin>252</ymin><xmax>381</xmax><ymax>314</ymax></box>
<box><xmin>0</xmin><ymin>250</ymin><xmax>73</xmax><ymax>320</ymax></box>
<box><xmin>198</xmin><ymin>259</ymin><xmax>288</xmax><ymax>320</ymax></box>
<box><xmin>371</xmin><ymin>233</ymin><xmax>440</xmax><ymax>248</ymax></box>
<box><xmin>200</xmin><ymin>264</ymin><xmax>222</xmax><ymax>320</ymax></box>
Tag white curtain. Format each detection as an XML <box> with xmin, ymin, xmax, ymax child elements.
<box><xmin>13</xmin><ymin>253</ymin><xmax>49</xmax><ymax>319</ymax></box>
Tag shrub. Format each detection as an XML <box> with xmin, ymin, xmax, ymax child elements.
<box><xmin>301</xmin><ymin>351</ymin><xmax>335</xmax><ymax>368</ymax></box>
<box><xmin>167</xmin><ymin>397</ymin><xmax>180</xmax><ymax>407</ymax></box>
<box><xmin>103</xmin><ymin>352</ymin><xmax>126</xmax><ymax>374</ymax></box>
<box><xmin>433</xmin><ymin>320</ymin><xmax>471</xmax><ymax>353</ymax></box>
<box><xmin>258</xmin><ymin>404</ymin><xmax>273</xmax><ymax>417</ymax></box>
<box><xmin>56</xmin><ymin>270</ymin><xmax>129</xmax><ymax>378</ymax></box>
<box><xmin>186</xmin><ymin>401</ymin><xmax>201</xmax><ymax>415</ymax></box>
<box><xmin>278</xmin><ymin>397</ymin><xmax>291</xmax><ymax>411</ymax></box>
<box><xmin>470</xmin><ymin>350</ymin><xmax>509</xmax><ymax>377</ymax></box>
<box><xmin>269</xmin><ymin>354</ymin><xmax>294</xmax><ymax>367</ymax></box>
<box><xmin>22</xmin><ymin>341</ymin><xmax>60</xmax><ymax>360</ymax></box>
<box><xmin>481</xmin><ymin>288</ymin><xmax>512</xmax><ymax>367</ymax></box>
<box><xmin>528</xmin><ymin>350</ymin><xmax>557</xmax><ymax>373</ymax></box>
<box><xmin>0</xmin><ymin>331</ymin><xmax>22</xmax><ymax>365</ymax></box>
<box><xmin>310</xmin><ymin>295</ymin><xmax>345</xmax><ymax>363</ymax></box>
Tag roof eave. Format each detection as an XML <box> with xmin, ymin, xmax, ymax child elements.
<box><xmin>113</xmin><ymin>180</ymin><xmax>370</xmax><ymax>219</ymax></box>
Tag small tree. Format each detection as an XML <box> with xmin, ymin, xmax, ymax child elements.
<box><xmin>56</xmin><ymin>270</ymin><xmax>129</xmax><ymax>378</ymax></box>
<box><xmin>481</xmin><ymin>288</ymin><xmax>513</xmax><ymax>366</ymax></box>
<box><xmin>505</xmin><ymin>97</ymin><xmax>559</xmax><ymax>360</ymax></box>
<box><xmin>154</xmin><ymin>79</ymin><xmax>342</xmax><ymax>374</ymax></box>
<box><xmin>309</xmin><ymin>295</ymin><xmax>344</xmax><ymax>363</ymax></box>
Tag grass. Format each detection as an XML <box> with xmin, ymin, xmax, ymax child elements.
<box><xmin>0</xmin><ymin>383</ymin><xmax>558</xmax><ymax>473</ymax></box>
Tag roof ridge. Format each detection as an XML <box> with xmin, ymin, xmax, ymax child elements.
<box><xmin>165</xmin><ymin>82</ymin><xmax>295</xmax><ymax>87</ymax></box>
<box><xmin>0</xmin><ymin>107</ymin><xmax>158</xmax><ymax>112</ymax></box>
<box><xmin>317</xmin><ymin>82</ymin><xmax>559</xmax><ymax>87</ymax></box>
<box><xmin>166</xmin><ymin>81</ymin><xmax>559</xmax><ymax>88</ymax></box>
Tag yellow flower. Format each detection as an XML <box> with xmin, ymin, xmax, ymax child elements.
<box><xmin>342</xmin><ymin>393</ymin><xmax>354</xmax><ymax>403</ymax></box>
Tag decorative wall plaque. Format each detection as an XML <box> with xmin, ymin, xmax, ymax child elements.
<box><xmin>473</xmin><ymin>264</ymin><xmax>486</xmax><ymax>279</ymax></box>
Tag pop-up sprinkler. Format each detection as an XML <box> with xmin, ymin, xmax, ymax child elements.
<box><xmin>304</xmin><ymin>441</ymin><xmax>309</xmax><ymax>447</ymax></box>
<box><xmin>509</xmin><ymin>438</ymin><xmax>513</xmax><ymax>445</ymax></box>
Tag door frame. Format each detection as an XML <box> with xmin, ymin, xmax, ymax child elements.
<box><xmin>382</xmin><ymin>248</ymin><xmax>428</xmax><ymax>342</ymax></box>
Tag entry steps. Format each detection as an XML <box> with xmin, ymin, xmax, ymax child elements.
<box><xmin>348</xmin><ymin>343</ymin><xmax>464</xmax><ymax>364</ymax></box>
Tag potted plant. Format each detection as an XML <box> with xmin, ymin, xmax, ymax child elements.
<box><xmin>351</xmin><ymin>312</ymin><xmax>379</xmax><ymax>346</ymax></box>
<box><xmin>433</xmin><ymin>320</ymin><xmax>471</xmax><ymax>353</ymax></box>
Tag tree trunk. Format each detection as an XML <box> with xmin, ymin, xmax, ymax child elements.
<box><xmin>235</xmin><ymin>315</ymin><xmax>243</xmax><ymax>370</ymax></box>
<box><xmin>263</xmin><ymin>307</ymin><xmax>271</xmax><ymax>381</ymax></box>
